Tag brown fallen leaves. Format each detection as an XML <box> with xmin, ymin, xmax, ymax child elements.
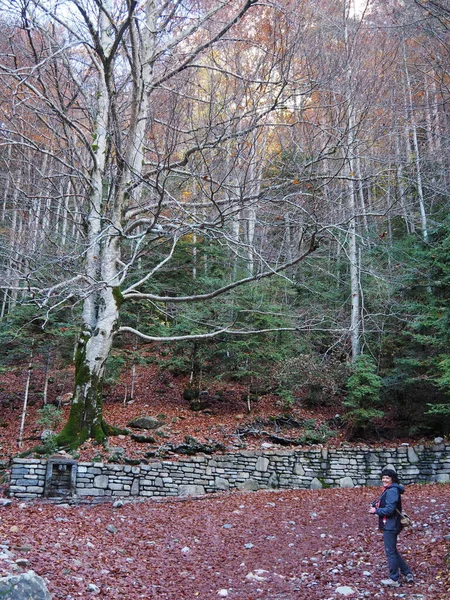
<box><xmin>0</xmin><ymin>484</ymin><xmax>449</xmax><ymax>600</ymax></box>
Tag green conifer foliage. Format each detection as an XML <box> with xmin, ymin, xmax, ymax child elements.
<box><xmin>343</xmin><ymin>355</ymin><xmax>383</xmax><ymax>436</ymax></box>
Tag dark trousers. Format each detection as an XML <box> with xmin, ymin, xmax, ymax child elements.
<box><xmin>383</xmin><ymin>530</ymin><xmax>411</xmax><ymax>581</ymax></box>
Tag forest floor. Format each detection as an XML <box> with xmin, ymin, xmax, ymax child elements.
<box><xmin>0</xmin><ymin>484</ymin><xmax>449</xmax><ymax>599</ymax></box>
<box><xmin>0</xmin><ymin>360</ymin><xmax>449</xmax><ymax>599</ymax></box>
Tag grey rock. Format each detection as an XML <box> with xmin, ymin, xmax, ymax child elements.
<box><xmin>0</xmin><ymin>499</ymin><xmax>13</xmax><ymax>507</ymax></box>
<box><xmin>15</xmin><ymin>558</ymin><xmax>29</xmax><ymax>567</ymax></box>
<box><xmin>335</xmin><ymin>586</ymin><xmax>355</xmax><ymax>596</ymax></box>
<box><xmin>310</xmin><ymin>478</ymin><xmax>323</xmax><ymax>490</ymax></box>
<box><xmin>339</xmin><ymin>476</ymin><xmax>354</xmax><ymax>488</ymax></box>
<box><xmin>106</xmin><ymin>524</ymin><xmax>117</xmax><ymax>534</ymax></box>
<box><xmin>127</xmin><ymin>416</ymin><xmax>163</xmax><ymax>430</ymax></box>
<box><xmin>407</xmin><ymin>447</ymin><xmax>419</xmax><ymax>463</ymax></box>
<box><xmin>0</xmin><ymin>570</ymin><xmax>51</xmax><ymax>599</ymax></box>
<box><xmin>238</xmin><ymin>479</ymin><xmax>259</xmax><ymax>491</ymax></box>
<box><xmin>179</xmin><ymin>484</ymin><xmax>205</xmax><ymax>497</ymax></box>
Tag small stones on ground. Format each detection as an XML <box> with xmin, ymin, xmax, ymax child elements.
<box><xmin>15</xmin><ymin>558</ymin><xmax>29</xmax><ymax>567</ymax></box>
<box><xmin>335</xmin><ymin>585</ymin><xmax>355</xmax><ymax>596</ymax></box>
<box><xmin>106</xmin><ymin>524</ymin><xmax>117</xmax><ymax>534</ymax></box>
<box><xmin>87</xmin><ymin>583</ymin><xmax>100</xmax><ymax>593</ymax></box>
<box><xmin>217</xmin><ymin>589</ymin><xmax>228</xmax><ymax>597</ymax></box>
<box><xmin>246</xmin><ymin>570</ymin><xmax>269</xmax><ymax>582</ymax></box>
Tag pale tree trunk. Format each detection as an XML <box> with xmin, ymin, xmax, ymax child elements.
<box><xmin>246</xmin><ymin>132</ymin><xmax>267</xmax><ymax>274</ymax></box>
<box><xmin>356</xmin><ymin>154</ymin><xmax>369</xmax><ymax>235</ymax></box>
<box><xmin>42</xmin><ymin>350</ymin><xmax>51</xmax><ymax>406</ymax></box>
<box><xmin>403</xmin><ymin>42</ymin><xmax>428</xmax><ymax>241</ymax></box>
<box><xmin>395</xmin><ymin>132</ymin><xmax>414</xmax><ymax>234</ymax></box>
<box><xmin>344</xmin><ymin>1</ymin><xmax>360</xmax><ymax>361</ymax></box>
<box><xmin>348</xmin><ymin>120</ymin><xmax>360</xmax><ymax>360</ymax></box>
<box><xmin>284</xmin><ymin>213</ymin><xmax>293</xmax><ymax>264</ymax></box>
<box><xmin>1</xmin><ymin>143</ymin><xmax>12</xmax><ymax>221</ymax></box>
<box><xmin>59</xmin><ymin>4</ymin><xmax>122</xmax><ymax>446</ymax></box>
<box><xmin>18</xmin><ymin>344</ymin><xmax>34</xmax><ymax>448</ymax></box>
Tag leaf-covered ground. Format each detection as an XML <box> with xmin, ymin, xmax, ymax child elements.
<box><xmin>0</xmin><ymin>484</ymin><xmax>449</xmax><ymax>599</ymax></box>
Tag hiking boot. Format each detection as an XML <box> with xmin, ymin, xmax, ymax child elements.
<box><xmin>381</xmin><ymin>578</ymin><xmax>401</xmax><ymax>587</ymax></box>
<box><xmin>405</xmin><ymin>573</ymin><xmax>414</xmax><ymax>584</ymax></box>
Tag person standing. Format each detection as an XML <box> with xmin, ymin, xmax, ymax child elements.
<box><xmin>369</xmin><ymin>468</ymin><xmax>414</xmax><ymax>587</ymax></box>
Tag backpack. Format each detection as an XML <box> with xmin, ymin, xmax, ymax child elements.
<box><xmin>396</xmin><ymin>508</ymin><xmax>412</xmax><ymax>528</ymax></box>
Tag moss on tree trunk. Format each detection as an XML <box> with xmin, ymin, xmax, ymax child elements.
<box><xmin>56</xmin><ymin>329</ymin><xmax>127</xmax><ymax>449</ymax></box>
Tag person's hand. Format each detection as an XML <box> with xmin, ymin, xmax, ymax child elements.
<box><xmin>369</xmin><ymin>507</ymin><xmax>376</xmax><ymax>514</ymax></box>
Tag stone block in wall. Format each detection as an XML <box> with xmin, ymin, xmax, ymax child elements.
<box><xmin>267</xmin><ymin>473</ymin><xmax>279</xmax><ymax>489</ymax></box>
<box><xmin>408</xmin><ymin>447</ymin><xmax>420</xmax><ymax>463</ymax></box>
<box><xmin>108</xmin><ymin>483</ymin><xmax>124</xmax><ymax>491</ymax></box>
<box><xmin>215</xmin><ymin>477</ymin><xmax>230</xmax><ymax>490</ymax></box>
<box><xmin>435</xmin><ymin>474</ymin><xmax>449</xmax><ymax>483</ymax></box>
<box><xmin>279</xmin><ymin>476</ymin><xmax>294</xmax><ymax>487</ymax></box>
<box><xmin>9</xmin><ymin>485</ymin><xmax>27</xmax><ymax>493</ymax></box>
<box><xmin>26</xmin><ymin>486</ymin><xmax>45</xmax><ymax>494</ymax></box>
<box><xmin>269</xmin><ymin>455</ymin><xmax>285</xmax><ymax>463</ymax></box>
<box><xmin>240</xmin><ymin>451</ymin><xmax>258</xmax><ymax>458</ymax></box>
<box><xmin>339</xmin><ymin>477</ymin><xmax>355</xmax><ymax>488</ymax></box>
<box><xmin>310</xmin><ymin>478</ymin><xmax>323</xmax><ymax>490</ymax></box>
<box><xmin>11</xmin><ymin>468</ymin><xmax>28</xmax><ymax>477</ymax></box>
<box><xmin>238</xmin><ymin>479</ymin><xmax>259</xmax><ymax>491</ymax></box>
<box><xmin>94</xmin><ymin>475</ymin><xmax>109</xmax><ymax>489</ymax></box>
<box><xmin>366</xmin><ymin>453</ymin><xmax>380</xmax><ymax>464</ymax></box>
<box><xmin>256</xmin><ymin>457</ymin><xmax>269</xmax><ymax>472</ymax></box>
<box><xmin>14</xmin><ymin>479</ymin><xmax>39</xmax><ymax>486</ymax></box>
<box><xmin>398</xmin><ymin>467</ymin><xmax>420</xmax><ymax>477</ymax></box>
<box><xmin>179</xmin><ymin>484</ymin><xmax>205</xmax><ymax>496</ymax></box>
<box><xmin>77</xmin><ymin>488</ymin><xmax>105</xmax><ymax>496</ymax></box>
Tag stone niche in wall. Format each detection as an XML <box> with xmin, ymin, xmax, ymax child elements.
<box><xmin>44</xmin><ymin>457</ymin><xmax>78</xmax><ymax>498</ymax></box>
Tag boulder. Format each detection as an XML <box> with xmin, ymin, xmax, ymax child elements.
<box><xmin>127</xmin><ymin>416</ymin><xmax>163</xmax><ymax>430</ymax></box>
<box><xmin>0</xmin><ymin>570</ymin><xmax>51</xmax><ymax>599</ymax></box>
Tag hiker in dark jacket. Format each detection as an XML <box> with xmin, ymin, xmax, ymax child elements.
<box><xmin>369</xmin><ymin>468</ymin><xmax>414</xmax><ymax>587</ymax></box>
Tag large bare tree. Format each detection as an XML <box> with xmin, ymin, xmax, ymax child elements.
<box><xmin>0</xmin><ymin>0</ymin><xmax>321</xmax><ymax>446</ymax></box>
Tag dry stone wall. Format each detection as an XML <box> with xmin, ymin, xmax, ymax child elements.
<box><xmin>9</xmin><ymin>441</ymin><xmax>450</xmax><ymax>500</ymax></box>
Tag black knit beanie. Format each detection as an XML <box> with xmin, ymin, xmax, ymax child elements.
<box><xmin>381</xmin><ymin>468</ymin><xmax>399</xmax><ymax>483</ymax></box>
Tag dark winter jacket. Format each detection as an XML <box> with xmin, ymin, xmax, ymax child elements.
<box><xmin>374</xmin><ymin>483</ymin><xmax>404</xmax><ymax>532</ymax></box>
